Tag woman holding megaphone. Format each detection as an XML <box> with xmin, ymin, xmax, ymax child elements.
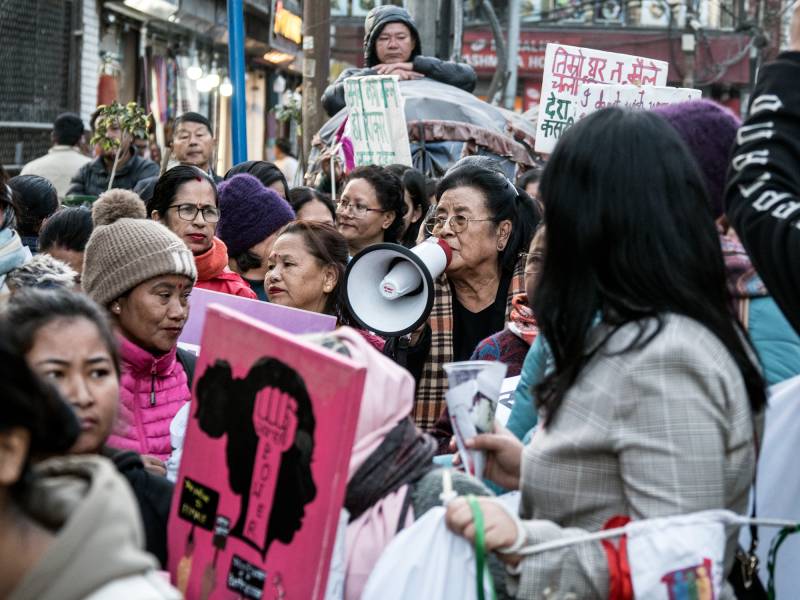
<box><xmin>409</xmin><ymin>159</ymin><xmax>539</xmax><ymax>434</ymax></box>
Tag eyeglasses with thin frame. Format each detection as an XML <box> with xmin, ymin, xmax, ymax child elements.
<box><xmin>336</xmin><ymin>198</ymin><xmax>387</xmax><ymax>218</ymax></box>
<box><xmin>167</xmin><ymin>204</ymin><xmax>220</xmax><ymax>223</ymax></box>
<box><xmin>425</xmin><ymin>214</ymin><xmax>494</xmax><ymax>235</ymax></box>
<box><xmin>519</xmin><ymin>251</ymin><xmax>545</xmax><ymax>275</ymax></box>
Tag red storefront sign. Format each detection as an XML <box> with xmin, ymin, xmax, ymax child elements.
<box><xmin>462</xmin><ymin>28</ymin><xmax>750</xmax><ymax>85</ymax></box>
<box><xmin>462</xmin><ymin>31</ymin><xmax>581</xmax><ymax>73</ymax></box>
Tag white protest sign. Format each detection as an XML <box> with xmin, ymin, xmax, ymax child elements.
<box><xmin>573</xmin><ymin>83</ymin><xmax>701</xmax><ymax>120</ymax></box>
<box><xmin>534</xmin><ymin>44</ymin><xmax>669</xmax><ymax>153</ymax></box>
<box><xmin>344</xmin><ymin>75</ymin><xmax>412</xmax><ymax>166</ymax></box>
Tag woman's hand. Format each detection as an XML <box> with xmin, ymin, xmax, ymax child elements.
<box><xmin>142</xmin><ymin>454</ymin><xmax>167</xmax><ymax>477</ymax></box>
<box><xmin>445</xmin><ymin>496</ymin><xmax>520</xmax><ymax>562</ymax></box>
<box><xmin>319</xmin><ymin>149</ymin><xmax>344</xmax><ymax>180</ymax></box>
<box><xmin>791</xmin><ymin>0</ymin><xmax>800</xmax><ymax>51</ymax></box>
<box><xmin>452</xmin><ymin>423</ymin><xmax>524</xmax><ymax>490</ymax></box>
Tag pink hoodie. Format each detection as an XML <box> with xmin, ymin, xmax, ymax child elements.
<box><xmin>108</xmin><ymin>335</ymin><xmax>191</xmax><ymax>460</ymax></box>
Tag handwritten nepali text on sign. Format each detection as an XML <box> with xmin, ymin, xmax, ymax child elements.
<box><xmin>345</xmin><ymin>75</ymin><xmax>412</xmax><ymax>167</ymax></box>
<box><xmin>574</xmin><ymin>83</ymin><xmax>701</xmax><ymax>120</ymax></box>
<box><xmin>534</xmin><ymin>44</ymin><xmax>669</xmax><ymax>153</ymax></box>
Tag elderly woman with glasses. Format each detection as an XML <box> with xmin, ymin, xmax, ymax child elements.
<box><xmin>335</xmin><ymin>165</ymin><xmax>406</xmax><ymax>256</ymax></box>
<box><xmin>407</xmin><ymin>159</ymin><xmax>539</xmax><ymax>436</ymax></box>
<box><xmin>148</xmin><ymin>165</ymin><xmax>257</xmax><ymax>299</ymax></box>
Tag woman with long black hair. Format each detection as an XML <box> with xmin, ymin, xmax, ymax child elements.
<box><xmin>445</xmin><ymin>108</ymin><xmax>767</xmax><ymax>599</ymax></box>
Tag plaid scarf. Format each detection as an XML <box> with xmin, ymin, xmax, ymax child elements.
<box><xmin>413</xmin><ymin>258</ymin><xmax>526</xmax><ymax>430</ymax></box>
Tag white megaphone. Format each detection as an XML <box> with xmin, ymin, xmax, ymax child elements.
<box><xmin>344</xmin><ymin>237</ymin><xmax>453</xmax><ymax>336</ymax></box>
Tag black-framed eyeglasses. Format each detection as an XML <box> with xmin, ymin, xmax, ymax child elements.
<box><xmin>425</xmin><ymin>214</ymin><xmax>494</xmax><ymax>235</ymax></box>
<box><xmin>336</xmin><ymin>198</ymin><xmax>387</xmax><ymax>218</ymax></box>
<box><xmin>167</xmin><ymin>204</ymin><xmax>220</xmax><ymax>223</ymax></box>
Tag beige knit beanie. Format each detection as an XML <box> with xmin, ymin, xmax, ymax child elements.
<box><xmin>92</xmin><ymin>188</ymin><xmax>147</xmax><ymax>226</ymax></box>
<box><xmin>82</xmin><ymin>218</ymin><xmax>197</xmax><ymax>307</ymax></box>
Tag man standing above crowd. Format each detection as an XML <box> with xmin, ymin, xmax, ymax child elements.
<box><xmin>67</xmin><ymin>109</ymin><xmax>159</xmax><ymax>197</ymax></box>
<box><xmin>321</xmin><ymin>6</ymin><xmax>477</xmax><ymax>116</ymax></box>
<box><xmin>21</xmin><ymin>113</ymin><xmax>91</xmax><ymax>200</ymax></box>
<box><xmin>133</xmin><ymin>112</ymin><xmax>220</xmax><ymax>202</ymax></box>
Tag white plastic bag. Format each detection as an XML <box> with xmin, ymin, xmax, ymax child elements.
<box><xmin>740</xmin><ymin>375</ymin><xmax>800</xmax><ymax>595</ymax></box>
<box><xmin>625</xmin><ymin>510</ymin><xmax>728</xmax><ymax>599</ymax></box>
<box><xmin>361</xmin><ymin>506</ymin><xmax>494</xmax><ymax>600</ymax></box>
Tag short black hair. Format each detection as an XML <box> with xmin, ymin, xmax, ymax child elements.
<box><xmin>225</xmin><ymin>161</ymin><xmax>289</xmax><ymax>199</ymax></box>
<box><xmin>53</xmin><ymin>113</ymin><xmax>85</xmax><ymax>147</ymax></box>
<box><xmin>517</xmin><ymin>167</ymin><xmax>543</xmax><ymax>190</ymax></box>
<box><xmin>287</xmin><ymin>187</ymin><xmax>336</xmax><ymax>222</ymax></box>
<box><xmin>173</xmin><ymin>112</ymin><xmax>213</xmax><ymax>138</ymax></box>
<box><xmin>38</xmin><ymin>207</ymin><xmax>93</xmax><ymax>253</ymax></box>
<box><xmin>8</xmin><ymin>175</ymin><xmax>59</xmax><ymax>236</ymax></box>
<box><xmin>345</xmin><ymin>165</ymin><xmax>405</xmax><ymax>243</ymax></box>
<box><xmin>275</xmin><ymin>138</ymin><xmax>293</xmax><ymax>157</ymax></box>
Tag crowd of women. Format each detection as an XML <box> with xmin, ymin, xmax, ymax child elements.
<box><xmin>1</xmin><ymin>24</ymin><xmax>799</xmax><ymax>599</ymax></box>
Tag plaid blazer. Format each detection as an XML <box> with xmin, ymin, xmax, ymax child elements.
<box><xmin>413</xmin><ymin>258</ymin><xmax>525</xmax><ymax>430</ymax></box>
<box><xmin>508</xmin><ymin>314</ymin><xmax>762</xmax><ymax>599</ymax></box>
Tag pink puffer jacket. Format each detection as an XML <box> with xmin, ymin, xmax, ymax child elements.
<box><xmin>107</xmin><ymin>335</ymin><xmax>191</xmax><ymax>461</ymax></box>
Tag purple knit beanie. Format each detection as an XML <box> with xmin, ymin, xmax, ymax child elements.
<box><xmin>217</xmin><ymin>173</ymin><xmax>296</xmax><ymax>256</ymax></box>
<box><xmin>654</xmin><ymin>99</ymin><xmax>741</xmax><ymax>219</ymax></box>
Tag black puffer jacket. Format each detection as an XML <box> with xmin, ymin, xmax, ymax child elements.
<box><xmin>321</xmin><ymin>6</ymin><xmax>476</xmax><ymax>116</ymax></box>
<box><xmin>105</xmin><ymin>448</ymin><xmax>174</xmax><ymax>568</ymax></box>
<box><xmin>66</xmin><ymin>153</ymin><xmax>160</xmax><ymax>198</ymax></box>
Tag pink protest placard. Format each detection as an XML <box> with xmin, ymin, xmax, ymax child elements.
<box><xmin>179</xmin><ymin>287</ymin><xmax>336</xmax><ymax>348</ymax></box>
<box><xmin>168</xmin><ymin>305</ymin><xmax>365</xmax><ymax>600</ymax></box>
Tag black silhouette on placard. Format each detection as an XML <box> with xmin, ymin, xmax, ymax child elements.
<box><xmin>195</xmin><ymin>357</ymin><xmax>317</xmax><ymax>558</ymax></box>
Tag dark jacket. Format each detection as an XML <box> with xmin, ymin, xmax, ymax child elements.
<box><xmin>66</xmin><ymin>153</ymin><xmax>160</xmax><ymax>198</ymax></box>
<box><xmin>105</xmin><ymin>448</ymin><xmax>174</xmax><ymax>568</ymax></box>
<box><xmin>321</xmin><ymin>6</ymin><xmax>477</xmax><ymax>116</ymax></box>
<box><xmin>725</xmin><ymin>51</ymin><xmax>800</xmax><ymax>335</ymax></box>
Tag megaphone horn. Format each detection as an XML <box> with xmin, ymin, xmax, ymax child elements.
<box><xmin>344</xmin><ymin>237</ymin><xmax>453</xmax><ymax>337</ymax></box>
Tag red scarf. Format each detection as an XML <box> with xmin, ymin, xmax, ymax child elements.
<box><xmin>507</xmin><ymin>293</ymin><xmax>538</xmax><ymax>345</ymax></box>
<box><xmin>194</xmin><ymin>237</ymin><xmax>229</xmax><ymax>282</ymax></box>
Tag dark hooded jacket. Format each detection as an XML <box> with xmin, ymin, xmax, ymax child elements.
<box><xmin>321</xmin><ymin>6</ymin><xmax>476</xmax><ymax>116</ymax></box>
<box><xmin>67</xmin><ymin>151</ymin><xmax>159</xmax><ymax>198</ymax></box>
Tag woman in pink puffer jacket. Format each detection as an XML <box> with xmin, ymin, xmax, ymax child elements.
<box><xmin>110</xmin><ymin>336</ymin><xmax>195</xmax><ymax>460</ymax></box>
<box><xmin>82</xmin><ymin>191</ymin><xmax>199</xmax><ymax>466</ymax></box>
